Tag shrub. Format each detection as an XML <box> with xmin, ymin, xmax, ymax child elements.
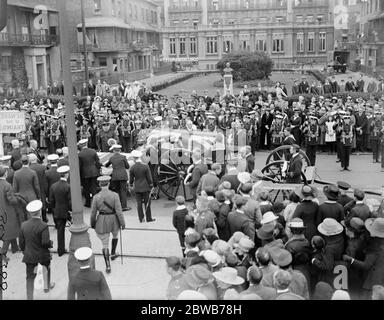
<box><xmin>217</xmin><ymin>51</ymin><xmax>274</xmax><ymax>82</ymax></box>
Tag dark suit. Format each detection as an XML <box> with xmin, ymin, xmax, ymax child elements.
<box><xmin>49</xmin><ymin>179</ymin><xmax>71</xmax><ymax>256</ymax></box>
<box><xmin>9</xmin><ymin>148</ymin><xmax>21</xmax><ymax>170</ymax></box>
<box><xmin>13</xmin><ymin>166</ymin><xmax>41</xmax><ymax>203</ymax></box>
<box><xmin>45</xmin><ymin>166</ymin><xmax>60</xmax><ymax>213</ymax></box>
<box><xmin>246</xmin><ymin>154</ymin><xmax>255</xmax><ymax>174</ymax></box>
<box><xmin>286</xmin><ymin>154</ymin><xmax>302</xmax><ymax>184</ymax></box>
<box><xmin>189</xmin><ymin>163</ymin><xmax>209</xmax><ymax>201</ymax></box>
<box><xmin>220</xmin><ymin>171</ymin><xmax>240</xmax><ymax>191</ymax></box>
<box><xmin>28</xmin><ymin>147</ymin><xmax>45</xmax><ymax>164</ymax></box>
<box><xmin>78</xmin><ymin>148</ymin><xmax>101</xmax><ymax>207</ymax></box>
<box><xmin>105</xmin><ymin>153</ymin><xmax>130</xmax><ymax>209</ymax></box>
<box><xmin>30</xmin><ymin>163</ymin><xmax>48</xmax><ymax>221</ymax></box>
<box><xmin>67</xmin><ymin>267</ymin><xmax>112</xmax><ymax>300</ymax></box>
<box><xmin>227</xmin><ymin>210</ymin><xmax>255</xmax><ymax>240</ymax></box>
<box><xmin>129</xmin><ymin>161</ymin><xmax>153</xmax><ymax>222</ymax></box>
<box><xmin>19</xmin><ymin>217</ymin><xmax>52</xmax><ymax>300</ymax></box>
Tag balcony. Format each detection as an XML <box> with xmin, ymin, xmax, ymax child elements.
<box><xmin>0</xmin><ymin>33</ymin><xmax>59</xmax><ymax>47</ymax></box>
<box><xmin>84</xmin><ymin>41</ymin><xmax>158</xmax><ymax>53</ymax></box>
<box><xmin>168</xmin><ymin>5</ymin><xmax>202</xmax><ymax>13</ymax></box>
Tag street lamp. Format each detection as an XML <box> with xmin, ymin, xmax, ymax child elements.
<box><xmin>58</xmin><ymin>0</ymin><xmax>93</xmax><ymax>278</ymax></box>
<box><xmin>81</xmin><ymin>0</ymin><xmax>89</xmax><ymax>82</ymax></box>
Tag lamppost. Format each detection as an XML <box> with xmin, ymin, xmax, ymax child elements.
<box><xmin>81</xmin><ymin>0</ymin><xmax>89</xmax><ymax>82</ymax></box>
<box><xmin>58</xmin><ymin>0</ymin><xmax>93</xmax><ymax>278</ymax></box>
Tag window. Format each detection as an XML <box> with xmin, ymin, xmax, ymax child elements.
<box><xmin>0</xmin><ymin>56</ymin><xmax>11</xmax><ymax>71</ymax></box>
<box><xmin>190</xmin><ymin>37</ymin><xmax>197</xmax><ymax>54</ymax></box>
<box><xmin>194</xmin><ymin>0</ymin><xmax>199</xmax><ymax>8</ymax></box>
<box><xmin>306</xmin><ymin>15</ymin><xmax>313</xmax><ymax>23</ymax></box>
<box><xmin>213</xmin><ymin>0</ymin><xmax>219</xmax><ymax>10</ymax></box>
<box><xmin>272</xmin><ymin>34</ymin><xmax>284</xmax><ymax>53</ymax></box>
<box><xmin>317</xmin><ymin>15</ymin><xmax>324</xmax><ymax>23</ymax></box>
<box><xmin>296</xmin><ymin>15</ymin><xmax>303</xmax><ymax>23</ymax></box>
<box><xmin>241</xmin><ymin>40</ymin><xmax>250</xmax><ymax>51</ymax></box>
<box><xmin>244</xmin><ymin>0</ymin><xmax>250</xmax><ymax>9</ymax></box>
<box><xmin>183</xmin><ymin>19</ymin><xmax>189</xmax><ymax>26</ymax></box>
<box><xmin>112</xmin><ymin>58</ymin><xmax>118</xmax><ymax>72</ymax></box>
<box><xmin>94</xmin><ymin>0</ymin><xmax>101</xmax><ymax>14</ymax></box>
<box><xmin>223</xmin><ymin>40</ymin><xmax>233</xmax><ymax>53</ymax></box>
<box><xmin>128</xmin><ymin>4</ymin><xmax>132</xmax><ymax>17</ymax></box>
<box><xmin>173</xmin><ymin>20</ymin><xmax>179</xmax><ymax>27</ymax></box>
<box><xmin>111</xmin><ymin>0</ymin><xmax>116</xmax><ymax>16</ymax></box>
<box><xmin>276</xmin><ymin>16</ymin><xmax>283</xmax><ymax>23</ymax></box>
<box><xmin>170</xmin><ymin>38</ymin><xmax>176</xmax><ymax>55</ymax></box>
<box><xmin>193</xmin><ymin>19</ymin><xmax>199</xmax><ymax>29</ymax></box>
<box><xmin>179</xmin><ymin>37</ymin><xmax>186</xmax><ymax>55</ymax></box>
<box><xmin>259</xmin><ymin>17</ymin><xmax>268</xmax><ymax>24</ymax></box>
<box><xmin>99</xmin><ymin>57</ymin><xmax>107</xmax><ymax>67</ymax></box>
<box><xmin>319</xmin><ymin>32</ymin><xmax>326</xmax><ymax>51</ymax></box>
<box><xmin>308</xmin><ymin>32</ymin><xmax>315</xmax><ymax>52</ymax></box>
<box><xmin>206</xmin><ymin>36</ymin><xmax>218</xmax><ymax>54</ymax></box>
<box><xmin>297</xmin><ymin>33</ymin><xmax>304</xmax><ymax>52</ymax></box>
<box><xmin>256</xmin><ymin>39</ymin><xmax>266</xmax><ymax>51</ymax></box>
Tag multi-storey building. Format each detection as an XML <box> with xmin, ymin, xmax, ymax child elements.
<box><xmin>65</xmin><ymin>0</ymin><xmax>162</xmax><ymax>83</ymax></box>
<box><xmin>0</xmin><ymin>0</ymin><xmax>61</xmax><ymax>91</ymax></box>
<box><xmin>359</xmin><ymin>0</ymin><xmax>384</xmax><ymax>74</ymax></box>
<box><xmin>161</xmin><ymin>0</ymin><xmax>334</xmax><ymax>70</ymax></box>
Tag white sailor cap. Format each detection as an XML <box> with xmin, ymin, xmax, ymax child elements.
<box><xmin>154</xmin><ymin>116</ymin><xmax>163</xmax><ymax>122</ymax></box>
<box><xmin>77</xmin><ymin>139</ymin><xmax>88</xmax><ymax>146</ymax></box>
<box><xmin>57</xmin><ymin>165</ymin><xmax>70</xmax><ymax>174</ymax></box>
<box><xmin>208</xmin><ymin>115</ymin><xmax>216</xmax><ymax>119</ymax></box>
<box><xmin>26</xmin><ymin>200</ymin><xmax>43</xmax><ymax>213</ymax></box>
<box><xmin>47</xmin><ymin>154</ymin><xmax>59</xmax><ymax>162</ymax></box>
<box><xmin>131</xmin><ymin>150</ymin><xmax>143</xmax><ymax>158</ymax></box>
<box><xmin>275</xmin><ymin>114</ymin><xmax>284</xmax><ymax>119</ymax></box>
<box><xmin>109</xmin><ymin>144</ymin><xmax>122</xmax><ymax>152</ymax></box>
<box><xmin>74</xmin><ymin>247</ymin><xmax>93</xmax><ymax>261</ymax></box>
<box><xmin>0</xmin><ymin>155</ymin><xmax>12</xmax><ymax>162</ymax></box>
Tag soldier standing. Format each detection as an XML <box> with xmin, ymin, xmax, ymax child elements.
<box><xmin>304</xmin><ymin>116</ymin><xmax>319</xmax><ymax>166</ymax></box>
<box><xmin>97</xmin><ymin>120</ymin><xmax>118</xmax><ymax>153</ymax></box>
<box><xmin>118</xmin><ymin>113</ymin><xmax>135</xmax><ymax>153</ymax></box>
<box><xmin>340</xmin><ymin>115</ymin><xmax>354</xmax><ymax>172</ymax></box>
<box><xmin>90</xmin><ymin>176</ymin><xmax>125</xmax><ymax>273</ymax></box>
<box><xmin>270</xmin><ymin>114</ymin><xmax>285</xmax><ymax>160</ymax></box>
<box><xmin>369</xmin><ymin>111</ymin><xmax>382</xmax><ymax>163</ymax></box>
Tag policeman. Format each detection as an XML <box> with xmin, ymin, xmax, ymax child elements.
<box><xmin>304</xmin><ymin>115</ymin><xmax>319</xmax><ymax>166</ymax></box>
<box><xmin>90</xmin><ymin>176</ymin><xmax>125</xmax><ymax>273</ymax></box>
<box><xmin>340</xmin><ymin>115</ymin><xmax>354</xmax><ymax>172</ymax></box>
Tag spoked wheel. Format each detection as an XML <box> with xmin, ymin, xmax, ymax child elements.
<box><xmin>261</xmin><ymin>161</ymin><xmax>308</xmax><ymax>185</ymax></box>
<box><xmin>266</xmin><ymin>145</ymin><xmax>311</xmax><ymax>172</ymax></box>
<box><xmin>154</xmin><ymin>148</ymin><xmax>194</xmax><ymax>201</ymax></box>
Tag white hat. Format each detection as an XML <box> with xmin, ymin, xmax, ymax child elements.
<box><xmin>261</xmin><ymin>211</ymin><xmax>279</xmax><ymax>225</ymax></box>
<box><xmin>213</xmin><ymin>267</ymin><xmax>245</xmax><ymax>286</ymax></box>
<box><xmin>177</xmin><ymin>290</ymin><xmax>208</xmax><ymax>300</ymax></box>
<box><xmin>331</xmin><ymin>290</ymin><xmax>350</xmax><ymax>300</ymax></box>
<box><xmin>154</xmin><ymin>116</ymin><xmax>162</xmax><ymax>122</ymax></box>
<box><xmin>26</xmin><ymin>200</ymin><xmax>43</xmax><ymax>213</ymax></box>
<box><xmin>47</xmin><ymin>154</ymin><xmax>59</xmax><ymax>162</ymax></box>
<box><xmin>62</xmin><ymin>147</ymin><xmax>69</xmax><ymax>156</ymax></box>
<box><xmin>77</xmin><ymin>139</ymin><xmax>88</xmax><ymax>146</ymax></box>
<box><xmin>109</xmin><ymin>144</ymin><xmax>122</xmax><ymax>152</ymax></box>
<box><xmin>0</xmin><ymin>155</ymin><xmax>12</xmax><ymax>162</ymax></box>
<box><xmin>28</xmin><ymin>154</ymin><xmax>38</xmax><ymax>162</ymax></box>
<box><xmin>74</xmin><ymin>247</ymin><xmax>93</xmax><ymax>261</ymax></box>
<box><xmin>11</xmin><ymin>140</ymin><xmax>20</xmax><ymax>148</ymax></box>
<box><xmin>132</xmin><ymin>150</ymin><xmax>143</xmax><ymax>158</ymax></box>
<box><xmin>237</xmin><ymin>172</ymin><xmax>251</xmax><ymax>184</ymax></box>
<box><xmin>57</xmin><ymin>166</ymin><xmax>70</xmax><ymax>174</ymax></box>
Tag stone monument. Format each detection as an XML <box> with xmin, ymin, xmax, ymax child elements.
<box><xmin>223</xmin><ymin>62</ymin><xmax>234</xmax><ymax>96</ymax></box>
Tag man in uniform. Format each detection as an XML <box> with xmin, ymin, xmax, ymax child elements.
<box><xmin>49</xmin><ymin>166</ymin><xmax>71</xmax><ymax>257</ymax></box>
<box><xmin>119</xmin><ymin>113</ymin><xmax>135</xmax><ymax>153</ymax></box>
<box><xmin>29</xmin><ymin>153</ymin><xmax>48</xmax><ymax>223</ymax></box>
<box><xmin>206</xmin><ymin>114</ymin><xmax>217</xmax><ymax>132</ymax></box>
<box><xmin>97</xmin><ymin>120</ymin><xmax>118</xmax><ymax>152</ymax></box>
<box><xmin>171</xmin><ymin>115</ymin><xmax>180</xmax><ymax>130</ymax></box>
<box><xmin>104</xmin><ymin>144</ymin><xmax>130</xmax><ymax>211</ymax></box>
<box><xmin>340</xmin><ymin>115</ymin><xmax>354</xmax><ymax>171</ymax></box>
<box><xmin>78</xmin><ymin>139</ymin><xmax>101</xmax><ymax>208</ymax></box>
<box><xmin>304</xmin><ymin>115</ymin><xmax>319</xmax><ymax>166</ymax></box>
<box><xmin>90</xmin><ymin>176</ymin><xmax>125</xmax><ymax>273</ymax></box>
<box><xmin>0</xmin><ymin>155</ymin><xmax>15</xmax><ymax>185</ymax></box>
<box><xmin>186</xmin><ymin>149</ymin><xmax>209</xmax><ymax>203</ymax></box>
<box><xmin>45</xmin><ymin>154</ymin><xmax>61</xmax><ymax>215</ymax></box>
<box><xmin>129</xmin><ymin>150</ymin><xmax>155</xmax><ymax>223</ymax></box>
<box><xmin>19</xmin><ymin>200</ymin><xmax>54</xmax><ymax>300</ymax></box>
<box><xmin>369</xmin><ymin>111</ymin><xmax>382</xmax><ymax>163</ymax></box>
<box><xmin>67</xmin><ymin>247</ymin><xmax>112</xmax><ymax>300</ymax></box>
<box><xmin>243</xmin><ymin>114</ymin><xmax>253</xmax><ymax>147</ymax></box>
<box><xmin>285</xmin><ymin>145</ymin><xmax>303</xmax><ymax>184</ymax></box>
<box><xmin>270</xmin><ymin>113</ymin><xmax>285</xmax><ymax>160</ymax></box>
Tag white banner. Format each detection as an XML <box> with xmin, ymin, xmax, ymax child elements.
<box><xmin>0</xmin><ymin>111</ymin><xmax>26</xmax><ymax>133</ymax></box>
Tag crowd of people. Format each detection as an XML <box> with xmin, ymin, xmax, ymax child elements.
<box><xmin>1</xmin><ymin>72</ymin><xmax>384</xmax><ymax>300</ymax></box>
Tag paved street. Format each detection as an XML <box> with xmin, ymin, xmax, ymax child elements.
<box><xmin>2</xmin><ymin>151</ymin><xmax>382</xmax><ymax>300</ymax></box>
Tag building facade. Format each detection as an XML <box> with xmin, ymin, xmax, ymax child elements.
<box><xmin>0</xmin><ymin>0</ymin><xmax>61</xmax><ymax>91</ymax></box>
<box><xmin>358</xmin><ymin>0</ymin><xmax>384</xmax><ymax>75</ymax></box>
<box><xmin>161</xmin><ymin>0</ymin><xmax>334</xmax><ymax>70</ymax></box>
<box><xmin>65</xmin><ymin>0</ymin><xmax>162</xmax><ymax>84</ymax></box>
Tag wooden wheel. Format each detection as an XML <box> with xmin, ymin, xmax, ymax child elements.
<box><xmin>261</xmin><ymin>161</ymin><xmax>307</xmax><ymax>184</ymax></box>
<box><xmin>266</xmin><ymin>145</ymin><xmax>311</xmax><ymax>171</ymax></box>
<box><xmin>154</xmin><ymin>148</ymin><xmax>194</xmax><ymax>201</ymax></box>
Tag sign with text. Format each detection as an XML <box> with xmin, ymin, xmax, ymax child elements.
<box><xmin>0</xmin><ymin>111</ymin><xmax>26</xmax><ymax>133</ymax></box>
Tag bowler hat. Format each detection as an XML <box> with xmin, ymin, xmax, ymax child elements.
<box><xmin>323</xmin><ymin>185</ymin><xmax>340</xmax><ymax>201</ymax></box>
<box><xmin>337</xmin><ymin>181</ymin><xmax>351</xmax><ymax>191</ymax></box>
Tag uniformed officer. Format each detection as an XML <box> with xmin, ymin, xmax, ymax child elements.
<box><xmin>304</xmin><ymin>115</ymin><xmax>319</xmax><ymax>166</ymax></box>
<box><xmin>67</xmin><ymin>247</ymin><xmax>112</xmax><ymax>300</ymax></box>
<box><xmin>206</xmin><ymin>114</ymin><xmax>217</xmax><ymax>132</ymax></box>
<box><xmin>97</xmin><ymin>120</ymin><xmax>118</xmax><ymax>152</ymax></box>
<box><xmin>0</xmin><ymin>155</ymin><xmax>14</xmax><ymax>184</ymax></box>
<box><xmin>90</xmin><ymin>176</ymin><xmax>125</xmax><ymax>273</ymax></box>
<box><xmin>172</xmin><ymin>115</ymin><xmax>180</xmax><ymax>130</ymax></box>
<box><xmin>340</xmin><ymin>115</ymin><xmax>354</xmax><ymax>172</ymax></box>
<box><xmin>104</xmin><ymin>144</ymin><xmax>130</xmax><ymax>211</ymax></box>
<box><xmin>270</xmin><ymin>113</ymin><xmax>285</xmax><ymax>160</ymax></box>
<box><xmin>369</xmin><ymin>111</ymin><xmax>382</xmax><ymax>163</ymax></box>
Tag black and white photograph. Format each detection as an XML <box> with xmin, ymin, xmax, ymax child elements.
<box><xmin>1</xmin><ymin>0</ymin><xmax>384</xmax><ymax>305</ymax></box>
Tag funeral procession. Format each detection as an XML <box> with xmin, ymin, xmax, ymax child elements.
<box><xmin>1</xmin><ymin>0</ymin><xmax>384</xmax><ymax>304</ymax></box>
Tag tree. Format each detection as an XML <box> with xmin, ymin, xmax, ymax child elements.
<box><xmin>217</xmin><ymin>51</ymin><xmax>274</xmax><ymax>82</ymax></box>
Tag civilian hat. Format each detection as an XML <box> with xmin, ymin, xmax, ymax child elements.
<box><xmin>213</xmin><ymin>267</ymin><xmax>244</xmax><ymax>286</ymax></box>
<box><xmin>261</xmin><ymin>211</ymin><xmax>278</xmax><ymax>225</ymax></box>
<box><xmin>269</xmin><ymin>247</ymin><xmax>292</xmax><ymax>267</ymax></box>
<box><xmin>200</xmin><ymin>250</ymin><xmax>222</xmax><ymax>267</ymax></box>
<box><xmin>365</xmin><ymin>218</ymin><xmax>384</xmax><ymax>238</ymax></box>
<box><xmin>185</xmin><ymin>232</ymin><xmax>201</xmax><ymax>246</ymax></box>
<box><xmin>237</xmin><ymin>238</ymin><xmax>255</xmax><ymax>252</ymax></box>
<box><xmin>318</xmin><ymin>218</ymin><xmax>344</xmax><ymax>236</ymax></box>
<box><xmin>177</xmin><ymin>290</ymin><xmax>208</xmax><ymax>300</ymax></box>
<box><xmin>288</xmin><ymin>218</ymin><xmax>306</xmax><ymax>230</ymax></box>
<box><xmin>97</xmin><ymin>175</ymin><xmax>111</xmax><ymax>183</ymax></box>
<box><xmin>77</xmin><ymin>139</ymin><xmax>88</xmax><ymax>147</ymax></box>
<box><xmin>331</xmin><ymin>290</ymin><xmax>350</xmax><ymax>300</ymax></box>
<box><xmin>295</xmin><ymin>185</ymin><xmax>317</xmax><ymax>199</ymax></box>
<box><xmin>131</xmin><ymin>150</ymin><xmax>143</xmax><ymax>158</ymax></box>
<box><xmin>211</xmin><ymin>240</ymin><xmax>230</xmax><ymax>256</ymax></box>
<box><xmin>323</xmin><ymin>185</ymin><xmax>340</xmax><ymax>201</ymax></box>
<box><xmin>256</xmin><ymin>223</ymin><xmax>275</xmax><ymax>240</ymax></box>
<box><xmin>109</xmin><ymin>144</ymin><xmax>122</xmax><ymax>152</ymax></box>
<box><xmin>184</xmin><ymin>265</ymin><xmax>214</xmax><ymax>288</ymax></box>
<box><xmin>237</xmin><ymin>172</ymin><xmax>251</xmax><ymax>184</ymax></box>
<box><xmin>344</xmin><ymin>217</ymin><xmax>365</xmax><ymax>233</ymax></box>
<box><xmin>337</xmin><ymin>181</ymin><xmax>351</xmax><ymax>190</ymax></box>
